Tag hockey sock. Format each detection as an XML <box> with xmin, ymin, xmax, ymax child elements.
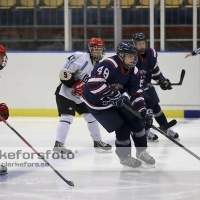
<box><xmin>153</xmin><ymin>104</ymin><xmax>168</xmax><ymax>127</ymax></box>
<box><xmin>131</xmin><ymin>129</ymin><xmax>147</xmax><ymax>152</ymax></box>
<box><xmin>154</xmin><ymin>113</ymin><xmax>168</xmax><ymax>127</ymax></box>
<box><xmin>115</xmin><ymin>139</ymin><xmax>131</xmax><ymax>158</ymax></box>
<box><xmin>56</xmin><ymin>115</ymin><xmax>73</xmax><ymax>144</ymax></box>
<box><xmin>83</xmin><ymin>113</ymin><xmax>101</xmax><ymax>141</ymax></box>
<box><xmin>87</xmin><ymin>121</ymin><xmax>101</xmax><ymax>141</ymax></box>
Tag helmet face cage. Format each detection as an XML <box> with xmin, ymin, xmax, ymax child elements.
<box><xmin>116</xmin><ymin>42</ymin><xmax>138</xmax><ymax>69</ymax></box>
<box><xmin>132</xmin><ymin>32</ymin><xmax>148</xmax><ymax>53</ymax></box>
<box><xmin>88</xmin><ymin>37</ymin><xmax>106</xmax><ymax>62</ymax></box>
<box><xmin>0</xmin><ymin>44</ymin><xmax>8</xmax><ymax>70</ymax></box>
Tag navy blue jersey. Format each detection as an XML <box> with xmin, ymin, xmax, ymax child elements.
<box><xmin>192</xmin><ymin>47</ymin><xmax>200</xmax><ymax>56</ymax></box>
<box><xmin>136</xmin><ymin>48</ymin><xmax>165</xmax><ymax>89</ymax></box>
<box><xmin>81</xmin><ymin>55</ymin><xmax>146</xmax><ymax>112</ymax></box>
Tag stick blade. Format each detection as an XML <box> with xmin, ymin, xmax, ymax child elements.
<box><xmin>66</xmin><ymin>180</ymin><xmax>74</xmax><ymax>187</ymax></box>
<box><xmin>159</xmin><ymin>119</ymin><xmax>177</xmax><ymax>130</ymax></box>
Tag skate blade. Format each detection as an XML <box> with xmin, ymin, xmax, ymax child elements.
<box><xmin>52</xmin><ymin>152</ymin><xmax>69</xmax><ymax>159</ymax></box>
<box><xmin>140</xmin><ymin>161</ymin><xmax>155</xmax><ymax>169</ymax></box>
<box><xmin>95</xmin><ymin>149</ymin><xmax>113</xmax><ymax>153</ymax></box>
<box><xmin>120</xmin><ymin>163</ymin><xmax>142</xmax><ymax>169</ymax></box>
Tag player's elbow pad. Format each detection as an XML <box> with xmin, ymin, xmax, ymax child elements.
<box><xmin>59</xmin><ymin>70</ymin><xmax>76</xmax><ymax>87</ymax></box>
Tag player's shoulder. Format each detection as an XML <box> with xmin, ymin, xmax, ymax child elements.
<box><xmin>63</xmin><ymin>51</ymin><xmax>89</xmax><ymax>70</ymax></box>
<box><xmin>70</xmin><ymin>51</ymin><xmax>89</xmax><ymax>61</ymax></box>
<box><xmin>102</xmin><ymin>55</ymin><xmax>120</xmax><ymax>69</ymax></box>
<box><xmin>147</xmin><ymin>48</ymin><xmax>158</xmax><ymax>58</ymax></box>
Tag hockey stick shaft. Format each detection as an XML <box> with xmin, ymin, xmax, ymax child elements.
<box><xmin>122</xmin><ymin>103</ymin><xmax>200</xmax><ymax>161</ymax></box>
<box><xmin>0</xmin><ymin>116</ymin><xmax>74</xmax><ymax>186</ymax></box>
<box><xmin>122</xmin><ymin>103</ymin><xmax>176</xmax><ymax>130</ymax></box>
<box><xmin>152</xmin><ymin>69</ymin><xmax>185</xmax><ymax>86</ymax></box>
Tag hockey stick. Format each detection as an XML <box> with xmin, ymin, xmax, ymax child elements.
<box><xmin>122</xmin><ymin>103</ymin><xmax>200</xmax><ymax>161</ymax></box>
<box><xmin>152</xmin><ymin>69</ymin><xmax>185</xmax><ymax>86</ymax></box>
<box><xmin>0</xmin><ymin>116</ymin><xmax>74</xmax><ymax>186</ymax></box>
<box><xmin>158</xmin><ymin>119</ymin><xmax>177</xmax><ymax>131</ymax></box>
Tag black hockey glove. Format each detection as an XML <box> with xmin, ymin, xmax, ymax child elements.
<box><xmin>139</xmin><ymin>109</ymin><xmax>153</xmax><ymax>129</ymax></box>
<box><xmin>108</xmin><ymin>91</ymin><xmax>128</xmax><ymax>108</ymax></box>
<box><xmin>159</xmin><ymin>79</ymin><xmax>172</xmax><ymax>90</ymax></box>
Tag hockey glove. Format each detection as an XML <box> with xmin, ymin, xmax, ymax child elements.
<box><xmin>72</xmin><ymin>80</ymin><xmax>84</xmax><ymax>97</ymax></box>
<box><xmin>139</xmin><ymin>109</ymin><xmax>153</xmax><ymax>129</ymax></box>
<box><xmin>108</xmin><ymin>91</ymin><xmax>128</xmax><ymax>108</ymax></box>
<box><xmin>0</xmin><ymin>103</ymin><xmax>9</xmax><ymax>121</ymax></box>
<box><xmin>159</xmin><ymin>79</ymin><xmax>172</xmax><ymax>90</ymax></box>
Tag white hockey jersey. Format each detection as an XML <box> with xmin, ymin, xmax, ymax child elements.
<box><xmin>57</xmin><ymin>52</ymin><xmax>94</xmax><ymax>104</ymax></box>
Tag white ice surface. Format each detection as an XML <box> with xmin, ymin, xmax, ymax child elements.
<box><xmin>0</xmin><ymin>117</ymin><xmax>200</xmax><ymax>200</ymax></box>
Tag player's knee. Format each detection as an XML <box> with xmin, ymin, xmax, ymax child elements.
<box><xmin>132</xmin><ymin>128</ymin><xmax>145</xmax><ymax>137</ymax></box>
<box><xmin>115</xmin><ymin>139</ymin><xmax>131</xmax><ymax>147</ymax></box>
<box><xmin>82</xmin><ymin>113</ymin><xmax>96</xmax><ymax>123</ymax></box>
<box><xmin>60</xmin><ymin>114</ymin><xmax>73</xmax><ymax>124</ymax></box>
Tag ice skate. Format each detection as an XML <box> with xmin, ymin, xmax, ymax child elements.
<box><xmin>146</xmin><ymin>129</ymin><xmax>158</xmax><ymax>142</ymax></box>
<box><xmin>0</xmin><ymin>164</ymin><xmax>8</xmax><ymax>175</ymax></box>
<box><xmin>94</xmin><ymin>141</ymin><xmax>112</xmax><ymax>153</ymax></box>
<box><xmin>119</xmin><ymin>156</ymin><xmax>142</xmax><ymax>168</ymax></box>
<box><xmin>53</xmin><ymin>141</ymin><xmax>72</xmax><ymax>154</ymax></box>
<box><xmin>165</xmin><ymin>128</ymin><xmax>179</xmax><ymax>139</ymax></box>
<box><xmin>136</xmin><ymin>149</ymin><xmax>155</xmax><ymax>167</ymax></box>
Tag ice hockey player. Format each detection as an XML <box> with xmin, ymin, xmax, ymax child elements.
<box><xmin>53</xmin><ymin>38</ymin><xmax>112</xmax><ymax>154</ymax></box>
<box><xmin>0</xmin><ymin>44</ymin><xmax>9</xmax><ymax>175</ymax></box>
<box><xmin>81</xmin><ymin>42</ymin><xmax>155</xmax><ymax>168</ymax></box>
<box><xmin>132</xmin><ymin>32</ymin><xmax>179</xmax><ymax>141</ymax></box>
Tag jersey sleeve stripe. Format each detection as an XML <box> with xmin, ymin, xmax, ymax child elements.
<box><xmin>194</xmin><ymin>48</ymin><xmax>200</xmax><ymax>55</ymax></box>
<box><xmin>131</xmin><ymin>97</ymin><xmax>145</xmax><ymax>104</ymax></box>
<box><xmin>88</xmin><ymin>77</ymin><xmax>106</xmax><ymax>83</ymax></box>
<box><xmin>152</xmin><ymin>62</ymin><xmax>158</xmax><ymax>69</ymax></box>
<box><xmin>105</xmin><ymin>58</ymin><xmax>118</xmax><ymax>68</ymax></box>
<box><xmin>90</xmin><ymin>84</ymin><xmax>108</xmax><ymax>94</ymax></box>
<box><xmin>151</xmin><ymin>48</ymin><xmax>157</xmax><ymax>57</ymax></box>
<box><xmin>152</xmin><ymin>70</ymin><xmax>161</xmax><ymax>77</ymax></box>
<box><xmin>81</xmin><ymin>95</ymin><xmax>113</xmax><ymax>110</ymax></box>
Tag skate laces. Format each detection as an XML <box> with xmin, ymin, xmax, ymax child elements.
<box><xmin>57</xmin><ymin>142</ymin><xmax>66</xmax><ymax>149</ymax></box>
<box><xmin>60</xmin><ymin>144</ymin><xmax>66</xmax><ymax>149</ymax></box>
<box><xmin>96</xmin><ymin>141</ymin><xmax>107</xmax><ymax>147</ymax></box>
<box><xmin>146</xmin><ymin>130</ymin><xmax>156</xmax><ymax>139</ymax></box>
<box><xmin>140</xmin><ymin>150</ymin><xmax>151</xmax><ymax>160</ymax></box>
<box><xmin>167</xmin><ymin>129</ymin><xmax>176</xmax><ymax>137</ymax></box>
<box><xmin>149</xmin><ymin>131</ymin><xmax>156</xmax><ymax>138</ymax></box>
<box><xmin>123</xmin><ymin>157</ymin><xmax>136</xmax><ymax>165</ymax></box>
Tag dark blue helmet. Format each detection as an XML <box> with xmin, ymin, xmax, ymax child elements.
<box><xmin>132</xmin><ymin>32</ymin><xmax>147</xmax><ymax>53</ymax></box>
<box><xmin>116</xmin><ymin>42</ymin><xmax>138</xmax><ymax>69</ymax></box>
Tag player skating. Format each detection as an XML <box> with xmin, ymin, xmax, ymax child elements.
<box><xmin>81</xmin><ymin>42</ymin><xmax>155</xmax><ymax>168</ymax></box>
<box><xmin>132</xmin><ymin>33</ymin><xmax>179</xmax><ymax>141</ymax></box>
<box><xmin>53</xmin><ymin>38</ymin><xmax>112</xmax><ymax>154</ymax></box>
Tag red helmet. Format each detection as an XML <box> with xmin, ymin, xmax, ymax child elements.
<box><xmin>88</xmin><ymin>37</ymin><xmax>106</xmax><ymax>62</ymax></box>
<box><xmin>0</xmin><ymin>44</ymin><xmax>8</xmax><ymax>70</ymax></box>
<box><xmin>0</xmin><ymin>44</ymin><xmax>6</xmax><ymax>56</ymax></box>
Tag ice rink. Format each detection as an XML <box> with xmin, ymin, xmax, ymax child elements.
<box><xmin>0</xmin><ymin>117</ymin><xmax>200</xmax><ymax>200</ymax></box>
